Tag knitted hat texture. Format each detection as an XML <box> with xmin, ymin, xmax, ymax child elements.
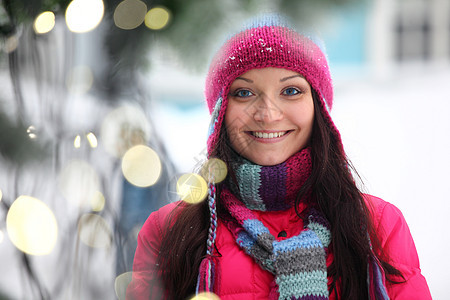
<box><xmin>205</xmin><ymin>15</ymin><xmax>337</xmax><ymax>155</ymax></box>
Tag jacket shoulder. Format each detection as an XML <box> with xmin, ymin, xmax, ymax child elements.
<box><xmin>363</xmin><ymin>194</ymin><xmax>401</xmax><ymax>230</ymax></box>
<box><xmin>126</xmin><ymin>201</ymin><xmax>182</xmax><ymax>299</ymax></box>
<box><xmin>141</xmin><ymin>201</ymin><xmax>181</xmax><ymax>238</ymax></box>
<box><xmin>363</xmin><ymin>194</ymin><xmax>432</xmax><ymax>299</ymax></box>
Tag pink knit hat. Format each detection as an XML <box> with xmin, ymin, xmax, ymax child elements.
<box><xmin>205</xmin><ymin>15</ymin><xmax>341</xmax><ymax>156</ymax></box>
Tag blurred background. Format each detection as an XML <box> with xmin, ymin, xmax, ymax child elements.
<box><xmin>0</xmin><ymin>0</ymin><xmax>448</xmax><ymax>299</ymax></box>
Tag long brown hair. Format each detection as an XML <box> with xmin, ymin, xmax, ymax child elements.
<box><xmin>156</xmin><ymin>89</ymin><xmax>402</xmax><ymax>300</ymax></box>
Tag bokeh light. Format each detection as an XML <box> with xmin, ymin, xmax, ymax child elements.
<box><xmin>78</xmin><ymin>213</ymin><xmax>112</xmax><ymax>248</ymax></box>
<box><xmin>176</xmin><ymin>173</ymin><xmax>208</xmax><ymax>204</ymax></box>
<box><xmin>6</xmin><ymin>196</ymin><xmax>58</xmax><ymax>255</ymax></box>
<box><xmin>114</xmin><ymin>271</ymin><xmax>133</xmax><ymax>300</ymax></box>
<box><xmin>86</xmin><ymin>132</ymin><xmax>98</xmax><ymax>148</ymax></box>
<box><xmin>66</xmin><ymin>65</ymin><xmax>94</xmax><ymax>94</ymax></box>
<box><xmin>4</xmin><ymin>35</ymin><xmax>19</xmax><ymax>53</ymax></box>
<box><xmin>121</xmin><ymin>145</ymin><xmax>161</xmax><ymax>187</ymax></box>
<box><xmin>65</xmin><ymin>0</ymin><xmax>104</xmax><ymax>33</ymax></box>
<box><xmin>90</xmin><ymin>191</ymin><xmax>105</xmax><ymax>212</ymax></box>
<box><xmin>200</xmin><ymin>158</ymin><xmax>228</xmax><ymax>183</ymax></box>
<box><xmin>26</xmin><ymin>125</ymin><xmax>37</xmax><ymax>139</ymax></box>
<box><xmin>114</xmin><ymin>0</ymin><xmax>147</xmax><ymax>30</ymax></box>
<box><xmin>101</xmin><ymin>105</ymin><xmax>151</xmax><ymax>158</ymax></box>
<box><xmin>73</xmin><ymin>132</ymin><xmax>98</xmax><ymax>148</ymax></box>
<box><xmin>33</xmin><ymin>11</ymin><xmax>56</xmax><ymax>34</ymax></box>
<box><xmin>144</xmin><ymin>6</ymin><xmax>171</xmax><ymax>30</ymax></box>
<box><xmin>74</xmin><ymin>135</ymin><xmax>81</xmax><ymax>148</ymax></box>
<box><xmin>58</xmin><ymin>160</ymin><xmax>101</xmax><ymax>210</ymax></box>
<box><xmin>189</xmin><ymin>292</ymin><xmax>221</xmax><ymax>300</ymax></box>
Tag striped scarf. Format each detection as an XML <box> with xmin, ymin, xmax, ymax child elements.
<box><xmin>223</xmin><ymin>147</ymin><xmax>330</xmax><ymax>300</ymax></box>
<box><xmin>222</xmin><ymin>187</ymin><xmax>331</xmax><ymax>300</ymax></box>
<box><xmin>196</xmin><ymin>147</ymin><xmax>390</xmax><ymax>299</ymax></box>
<box><xmin>227</xmin><ymin>148</ymin><xmax>312</xmax><ymax>212</ymax></box>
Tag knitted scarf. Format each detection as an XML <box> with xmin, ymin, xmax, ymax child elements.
<box><xmin>196</xmin><ymin>147</ymin><xmax>390</xmax><ymax>299</ymax></box>
<box><xmin>227</xmin><ymin>148</ymin><xmax>312</xmax><ymax>211</ymax></box>
<box><xmin>222</xmin><ymin>147</ymin><xmax>330</xmax><ymax>300</ymax></box>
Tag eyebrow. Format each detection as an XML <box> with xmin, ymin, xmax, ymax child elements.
<box><xmin>235</xmin><ymin>77</ymin><xmax>253</xmax><ymax>83</ymax></box>
<box><xmin>280</xmin><ymin>75</ymin><xmax>303</xmax><ymax>82</ymax></box>
<box><xmin>235</xmin><ymin>74</ymin><xmax>304</xmax><ymax>83</ymax></box>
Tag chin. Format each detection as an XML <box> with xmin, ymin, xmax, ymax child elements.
<box><xmin>250</xmin><ymin>156</ymin><xmax>287</xmax><ymax>166</ymax></box>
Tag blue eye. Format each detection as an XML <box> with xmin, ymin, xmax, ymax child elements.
<box><xmin>283</xmin><ymin>88</ymin><xmax>300</xmax><ymax>96</ymax></box>
<box><xmin>235</xmin><ymin>90</ymin><xmax>254</xmax><ymax>98</ymax></box>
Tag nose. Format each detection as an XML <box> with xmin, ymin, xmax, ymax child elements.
<box><xmin>252</xmin><ymin>95</ymin><xmax>283</xmax><ymax>123</ymax></box>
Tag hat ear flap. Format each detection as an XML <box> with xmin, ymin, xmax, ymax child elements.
<box><xmin>207</xmin><ymin>96</ymin><xmax>226</xmax><ymax>157</ymax></box>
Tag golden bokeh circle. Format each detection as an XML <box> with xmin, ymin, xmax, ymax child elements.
<box><xmin>189</xmin><ymin>292</ymin><xmax>221</xmax><ymax>300</ymax></box>
<box><xmin>65</xmin><ymin>0</ymin><xmax>104</xmax><ymax>33</ymax></box>
<box><xmin>34</xmin><ymin>11</ymin><xmax>56</xmax><ymax>34</ymax></box>
<box><xmin>58</xmin><ymin>159</ymin><xmax>101</xmax><ymax>210</ymax></box>
<box><xmin>200</xmin><ymin>158</ymin><xmax>227</xmax><ymax>183</ymax></box>
<box><xmin>6</xmin><ymin>196</ymin><xmax>58</xmax><ymax>255</ymax></box>
<box><xmin>4</xmin><ymin>35</ymin><xmax>19</xmax><ymax>53</ymax></box>
<box><xmin>78</xmin><ymin>213</ymin><xmax>112</xmax><ymax>248</ymax></box>
<box><xmin>114</xmin><ymin>0</ymin><xmax>147</xmax><ymax>30</ymax></box>
<box><xmin>91</xmin><ymin>191</ymin><xmax>105</xmax><ymax>212</ymax></box>
<box><xmin>66</xmin><ymin>65</ymin><xmax>94</xmax><ymax>94</ymax></box>
<box><xmin>121</xmin><ymin>145</ymin><xmax>162</xmax><ymax>187</ymax></box>
<box><xmin>100</xmin><ymin>104</ymin><xmax>151</xmax><ymax>158</ymax></box>
<box><xmin>144</xmin><ymin>6</ymin><xmax>170</xmax><ymax>30</ymax></box>
<box><xmin>176</xmin><ymin>173</ymin><xmax>208</xmax><ymax>204</ymax></box>
<box><xmin>114</xmin><ymin>271</ymin><xmax>133</xmax><ymax>300</ymax></box>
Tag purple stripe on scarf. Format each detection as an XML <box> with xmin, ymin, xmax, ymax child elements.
<box><xmin>259</xmin><ymin>163</ymin><xmax>288</xmax><ymax>210</ymax></box>
<box><xmin>307</xmin><ymin>208</ymin><xmax>330</xmax><ymax>228</ymax></box>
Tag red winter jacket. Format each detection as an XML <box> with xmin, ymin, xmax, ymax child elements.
<box><xmin>126</xmin><ymin>195</ymin><xmax>431</xmax><ymax>299</ymax></box>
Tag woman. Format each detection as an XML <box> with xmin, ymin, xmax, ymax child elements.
<box><xmin>126</xmin><ymin>15</ymin><xmax>431</xmax><ymax>300</ymax></box>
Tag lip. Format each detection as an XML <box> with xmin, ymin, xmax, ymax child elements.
<box><xmin>245</xmin><ymin>130</ymin><xmax>293</xmax><ymax>143</ymax></box>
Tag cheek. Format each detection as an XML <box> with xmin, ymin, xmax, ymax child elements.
<box><xmin>224</xmin><ymin>109</ymin><xmax>241</xmax><ymax>145</ymax></box>
<box><xmin>224</xmin><ymin>103</ymin><xmax>246</xmax><ymax>134</ymax></box>
<box><xmin>287</xmin><ymin>104</ymin><xmax>314</xmax><ymax>126</ymax></box>
<box><xmin>224</xmin><ymin>107</ymin><xmax>253</xmax><ymax>154</ymax></box>
<box><xmin>298</xmin><ymin>101</ymin><xmax>315</xmax><ymax>128</ymax></box>
<box><xmin>304</xmin><ymin>110</ymin><xmax>315</xmax><ymax>128</ymax></box>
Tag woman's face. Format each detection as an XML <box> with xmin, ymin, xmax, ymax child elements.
<box><xmin>225</xmin><ymin>67</ymin><xmax>314</xmax><ymax>166</ymax></box>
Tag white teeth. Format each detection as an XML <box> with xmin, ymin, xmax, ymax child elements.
<box><xmin>252</xmin><ymin>131</ymin><xmax>287</xmax><ymax>139</ymax></box>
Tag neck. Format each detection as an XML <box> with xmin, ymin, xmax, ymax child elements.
<box><xmin>226</xmin><ymin>147</ymin><xmax>312</xmax><ymax>211</ymax></box>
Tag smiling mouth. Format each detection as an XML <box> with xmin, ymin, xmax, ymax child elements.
<box><xmin>248</xmin><ymin>130</ymin><xmax>291</xmax><ymax>139</ymax></box>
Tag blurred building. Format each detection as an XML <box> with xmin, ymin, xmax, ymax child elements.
<box><xmin>322</xmin><ymin>0</ymin><xmax>450</xmax><ymax>68</ymax></box>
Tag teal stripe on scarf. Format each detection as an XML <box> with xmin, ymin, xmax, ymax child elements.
<box><xmin>307</xmin><ymin>222</ymin><xmax>332</xmax><ymax>248</ymax></box>
<box><xmin>276</xmin><ymin>271</ymin><xmax>329</xmax><ymax>299</ymax></box>
<box><xmin>237</xmin><ymin>163</ymin><xmax>265</xmax><ymax>210</ymax></box>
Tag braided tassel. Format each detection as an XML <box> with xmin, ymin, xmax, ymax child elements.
<box><xmin>367</xmin><ymin>234</ymin><xmax>389</xmax><ymax>300</ymax></box>
<box><xmin>196</xmin><ymin>178</ymin><xmax>219</xmax><ymax>294</ymax></box>
<box><xmin>367</xmin><ymin>253</ymin><xmax>389</xmax><ymax>300</ymax></box>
